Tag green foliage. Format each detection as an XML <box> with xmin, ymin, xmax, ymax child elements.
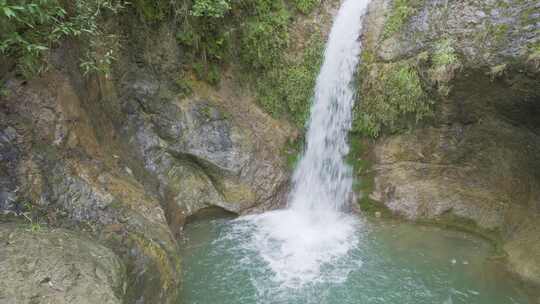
<box><xmin>235</xmin><ymin>0</ymin><xmax>322</xmax><ymax>126</ymax></box>
<box><xmin>292</xmin><ymin>0</ymin><xmax>321</xmax><ymax>14</ymax></box>
<box><xmin>234</xmin><ymin>0</ymin><xmax>284</xmax><ymax>16</ymax></box>
<box><xmin>131</xmin><ymin>0</ymin><xmax>169</xmax><ymax>21</ymax></box>
<box><xmin>354</xmin><ymin>61</ymin><xmax>433</xmax><ymax>138</ymax></box>
<box><xmin>432</xmin><ymin>38</ymin><xmax>458</xmax><ymax>67</ymax></box>
<box><xmin>176</xmin><ymin>0</ymin><xmax>236</xmax><ymax>85</ymax></box>
<box><xmin>0</xmin><ymin>0</ymin><xmax>68</xmax><ymax>76</ymax></box>
<box><xmin>174</xmin><ymin>76</ymin><xmax>194</xmax><ymax>98</ymax></box>
<box><xmin>206</xmin><ymin>63</ymin><xmax>221</xmax><ymax>85</ymax></box>
<box><xmin>382</xmin><ymin>0</ymin><xmax>423</xmax><ymax>39</ymax></box>
<box><xmin>191</xmin><ymin>0</ymin><xmax>231</xmax><ymax>18</ymax></box>
<box><xmin>80</xmin><ymin>33</ymin><xmax>120</xmax><ymax>78</ymax></box>
<box><xmin>255</xmin><ymin>35</ymin><xmax>325</xmax><ymax>126</ymax></box>
<box><xmin>0</xmin><ymin>0</ymin><xmax>125</xmax><ymax>78</ymax></box>
<box><xmin>175</xmin><ymin>0</ymin><xmax>323</xmax><ymax>126</ymax></box>
<box><xmin>529</xmin><ymin>42</ymin><xmax>540</xmax><ymax>56</ymax></box>
<box><xmin>427</xmin><ymin>38</ymin><xmax>460</xmax><ymax>95</ymax></box>
<box><xmin>239</xmin><ymin>9</ymin><xmax>290</xmax><ymax>70</ymax></box>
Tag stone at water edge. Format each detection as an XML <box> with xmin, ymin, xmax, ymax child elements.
<box><xmin>0</xmin><ymin>224</ymin><xmax>126</xmax><ymax>304</ymax></box>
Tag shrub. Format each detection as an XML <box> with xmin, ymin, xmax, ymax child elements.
<box><xmin>175</xmin><ymin>0</ymin><xmax>324</xmax><ymax>126</ymax></box>
<box><xmin>292</xmin><ymin>0</ymin><xmax>321</xmax><ymax>14</ymax></box>
<box><xmin>255</xmin><ymin>35</ymin><xmax>325</xmax><ymax>127</ymax></box>
<box><xmin>354</xmin><ymin>61</ymin><xmax>433</xmax><ymax>137</ymax></box>
<box><xmin>239</xmin><ymin>9</ymin><xmax>290</xmax><ymax>70</ymax></box>
<box><xmin>131</xmin><ymin>0</ymin><xmax>169</xmax><ymax>21</ymax></box>
<box><xmin>432</xmin><ymin>38</ymin><xmax>458</xmax><ymax>67</ymax></box>
<box><xmin>191</xmin><ymin>0</ymin><xmax>231</xmax><ymax>18</ymax></box>
<box><xmin>0</xmin><ymin>0</ymin><xmax>125</xmax><ymax>77</ymax></box>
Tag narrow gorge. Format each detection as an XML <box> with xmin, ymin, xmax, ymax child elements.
<box><xmin>0</xmin><ymin>0</ymin><xmax>539</xmax><ymax>303</ymax></box>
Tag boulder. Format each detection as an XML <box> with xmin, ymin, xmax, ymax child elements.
<box><xmin>0</xmin><ymin>224</ymin><xmax>125</xmax><ymax>304</ymax></box>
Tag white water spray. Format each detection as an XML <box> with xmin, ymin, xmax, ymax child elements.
<box><xmin>235</xmin><ymin>0</ymin><xmax>371</xmax><ymax>289</ymax></box>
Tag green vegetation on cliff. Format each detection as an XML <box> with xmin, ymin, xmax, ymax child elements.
<box><xmin>191</xmin><ymin>0</ymin><xmax>231</xmax><ymax>18</ymax></box>
<box><xmin>382</xmin><ymin>0</ymin><xmax>424</xmax><ymax>39</ymax></box>
<box><xmin>173</xmin><ymin>0</ymin><xmax>325</xmax><ymax>127</ymax></box>
<box><xmin>255</xmin><ymin>35</ymin><xmax>325</xmax><ymax>126</ymax></box>
<box><xmin>352</xmin><ymin>38</ymin><xmax>459</xmax><ymax>138</ymax></box>
<box><xmin>132</xmin><ymin>0</ymin><xmax>169</xmax><ymax>21</ymax></box>
<box><xmin>292</xmin><ymin>0</ymin><xmax>321</xmax><ymax>14</ymax></box>
<box><xmin>0</xmin><ymin>0</ymin><xmax>125</xmax><ymax>77</ymax></box>
<box><xmin>1</xmin><ymin>0</ymin><xmax>324</xmax><ymax>127</ymax></box>
<box><xmin>353</xmin><ymin>56</ymin><xmax>434</xmax><ymax>138</ymax></box>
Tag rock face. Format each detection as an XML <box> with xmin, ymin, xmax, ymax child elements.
<box><xmin>0</xmin><ymin>70</ymin><xmax>183</xmax><ymax>303</ymax></box>
<box><xmin>357</xmin><ymin>0</ymin><xmax>540</xmax><ymax>284</ymax></box>
<box><xmin>0</xmin><ymin>224</ymin><xmax>125</xmax><ymax>304</ymax></box>
<box><xmin>0</xmin><ymin>2</ymin><xmax>300</xmax><ymax>303</ymax></box>
<box><xmin>120</xmin><ymin>72</ymin><xmax>292</xmax><ymax>221</ymax></box>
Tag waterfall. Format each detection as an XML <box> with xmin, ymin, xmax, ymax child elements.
<box><xmin>289</xmin><ymin>0</ymin><xmax>367</xmax><ymax>212</ymax></box>
<box><xmin>236</xmin><ymin>0</ymin><xmax>371</xmax><ymax>289</ymax></box>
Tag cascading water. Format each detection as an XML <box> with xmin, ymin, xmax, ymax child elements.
<box><xmin>289</xmin><ymin>0</ymin><xmax>367</xmax><ymax>213</ymax></box>
<box><xmin>234</xmin><ymin>0</ymin><xmax>371</xmax><ymax>290</ymax></box>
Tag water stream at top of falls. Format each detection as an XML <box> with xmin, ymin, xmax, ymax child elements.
<box><xmin>232</xmin><ymin>0</ymin><xmax>371</xmax><ymax>289</ymax></box>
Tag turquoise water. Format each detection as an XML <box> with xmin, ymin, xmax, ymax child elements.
<box><xmin>181</xmin><ymin>216</ymin><xmax>536</xmax><ymax>304</ymax></box>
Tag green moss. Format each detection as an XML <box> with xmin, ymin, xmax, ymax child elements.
<box><xmin>353</xmin><ymin>60</ymin><xmax>434</xmax><ymax>138</ymax></box>
<box><xmin>292</xmin><ymin>0</ymin><xmax>321</xmax><ymax>14</ymax></box>
<box><xmin>125</xmin><ymin>233</ymin><xmax>180</xmax><ymax>302</ymax></box>
<box><xmin>347</xmin><ymin>135</ymin><xmax>391</xmax><ymax>216</ymax></box>
<box><xmin>282</xmin><ymin>136</ymin><xmax>305</xmax><ymax>170</ymax></box>
<box><xmin>358</xmin><ymin>196</ymin><xmax>392</xmax><ymax>217</ymax></box>
<box><xmin>382</xmin><ymin>0</ymin><xmax>424</xmax><ymax>40</ymax></box>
